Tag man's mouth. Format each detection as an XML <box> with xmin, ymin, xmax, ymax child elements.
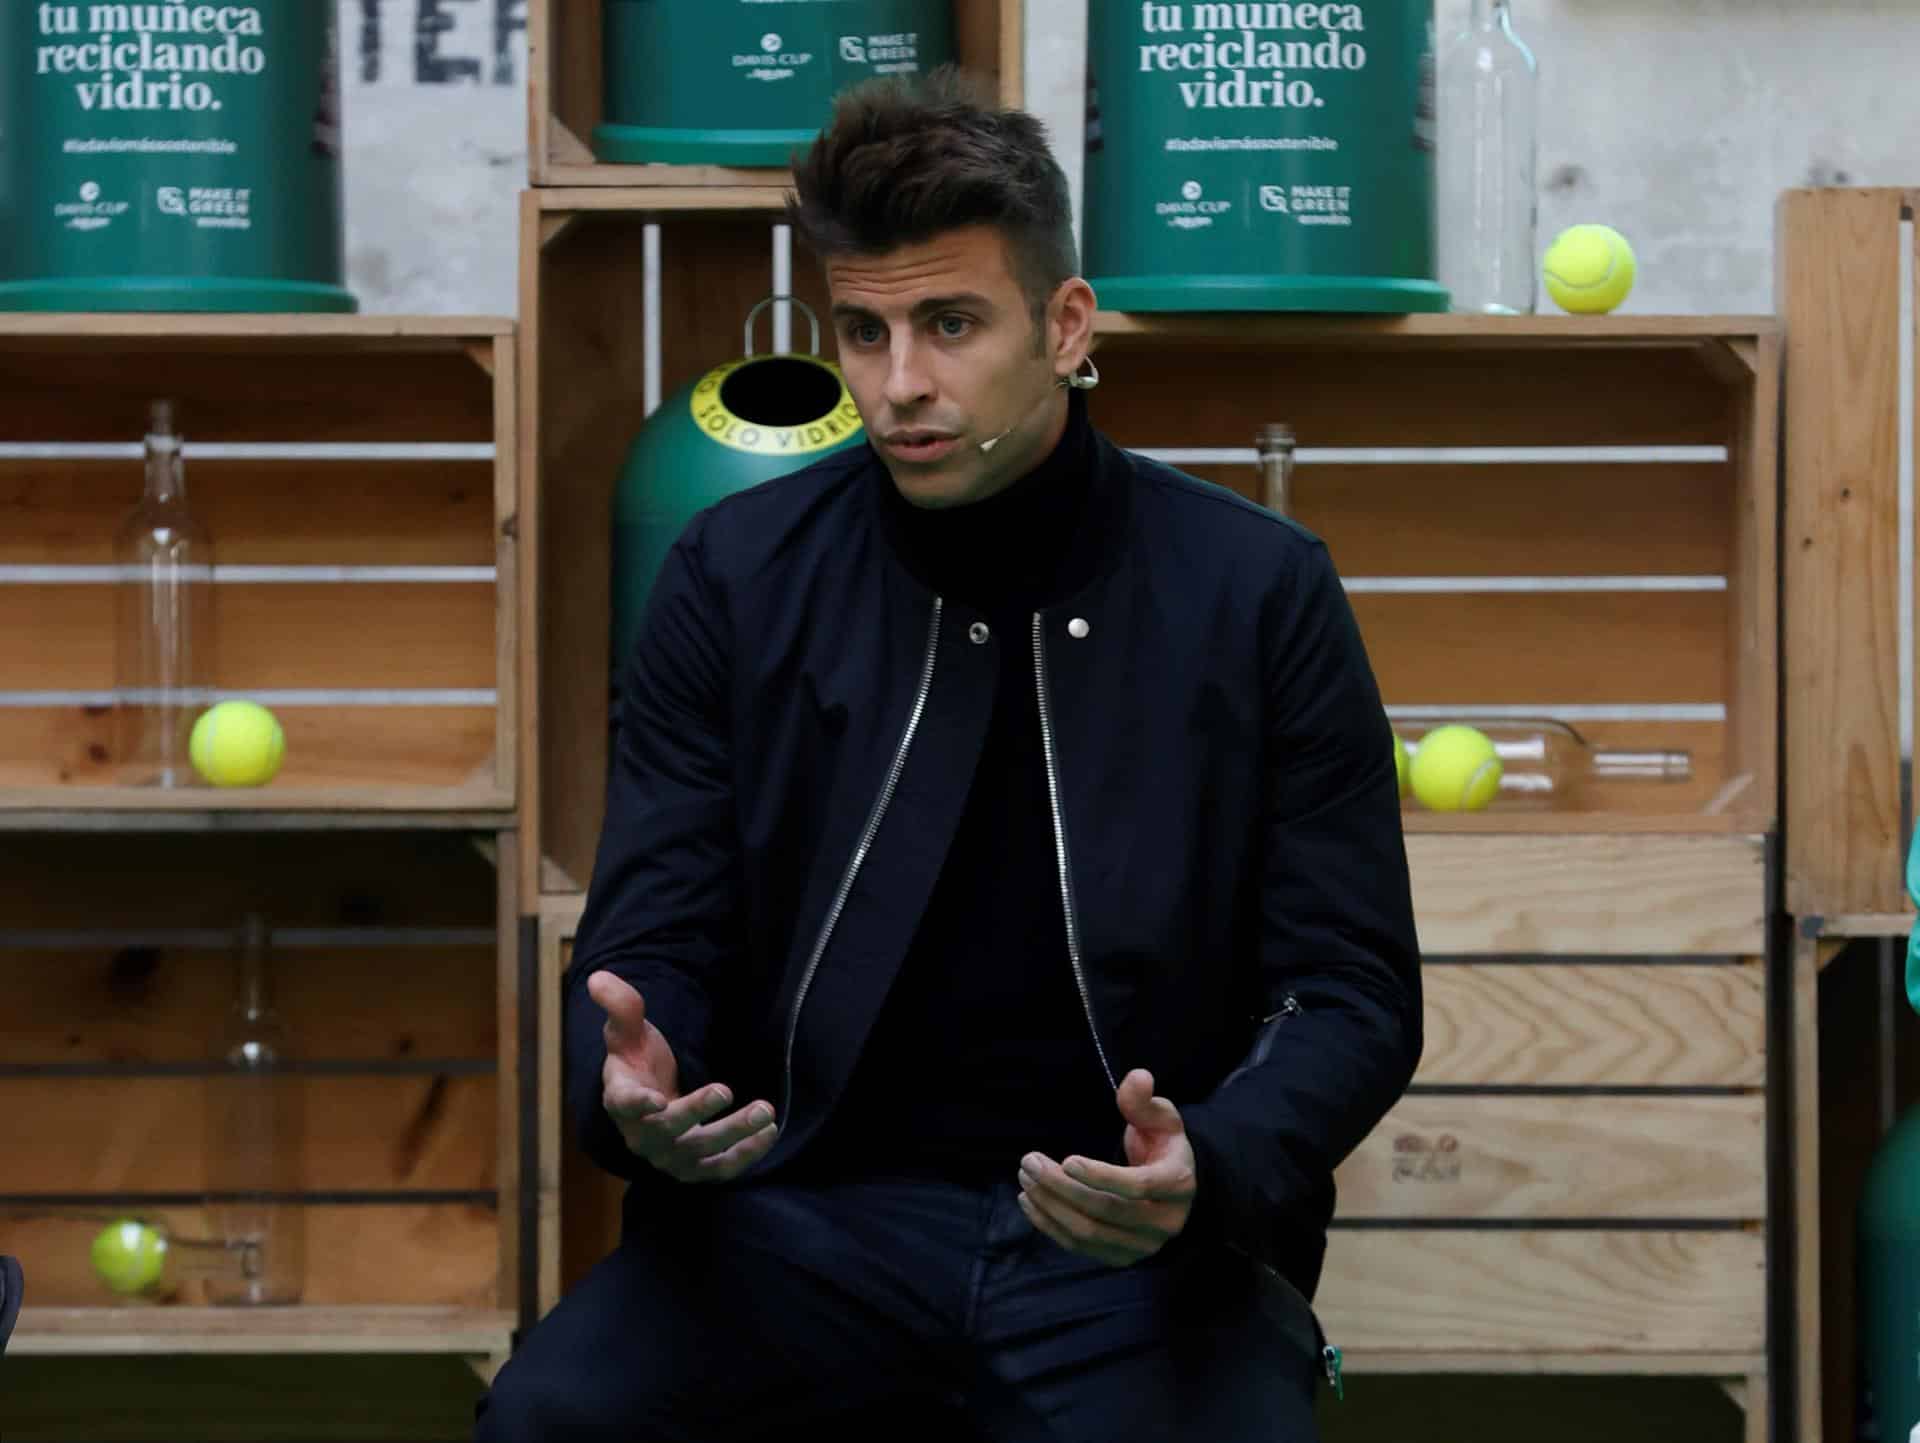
<box><xmin>882</xmin><ymin>429</ymin><xmax>961</xmax><ymax>463</ymax></box>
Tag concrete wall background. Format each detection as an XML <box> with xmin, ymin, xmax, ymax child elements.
<box><xmin>340</xmin><ymin>0</ymin><xmax>525</xmax><ymax>315</ymax></box>
<box><xmin>343</xmin><ymin>0</ymin><xmax>1920</xmax><ymax>318</ymax></box>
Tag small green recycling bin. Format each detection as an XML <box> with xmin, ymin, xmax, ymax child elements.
<box><xmin>596</xmin><ymin>0</ymin><xmax>955</xmax><ymax>166</ymax></box>
<box><xmin>610</xmin><ymin>298</ymin><xmax>866</xmax><ymax>679</ymax></box>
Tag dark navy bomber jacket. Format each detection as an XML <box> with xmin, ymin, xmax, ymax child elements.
<box><xmin>564</xmin><ymin>407</ymin><xmax>1424</xmax><ymax>1310</ymax></box>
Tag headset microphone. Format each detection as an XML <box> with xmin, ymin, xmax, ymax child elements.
<box><xmin>977</xmin><ymin>376</ymin><xmax>1069</xmax><ymax>455</ymax></box>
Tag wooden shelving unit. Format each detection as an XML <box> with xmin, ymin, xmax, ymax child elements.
<box><xmin>0</xmin><ymin>316</ymin><xmax>531</xmax><ymax>1376</ymax></box>
<box><xmin>514</xmin><ymin>13</ymin><xmax>1782</xmax><ymax>1441</ymax></box>
<box><xmin>12</xmin><ymin>1306</ymin><xmax>517</xmax><ymax>1358</ymax></box>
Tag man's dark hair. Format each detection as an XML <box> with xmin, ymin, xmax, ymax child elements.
<box><xmin>786</xmin><ymin>67</ymin><xmax>1079</xmax><ymax>334</ymax></box>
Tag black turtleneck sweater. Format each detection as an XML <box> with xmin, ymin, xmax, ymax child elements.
<box><xmin>799</xmin><ymin>394</ymin><xmax>1123</xmax><ymax>1183</ymax></box>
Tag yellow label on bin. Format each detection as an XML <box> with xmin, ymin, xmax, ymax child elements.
<box><xmin>688</xmin><ymin>358</ymin><xmax>863</xmax><ymax>457</ymax></box>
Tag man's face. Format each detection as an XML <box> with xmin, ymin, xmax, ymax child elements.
<box><xmin>828</xmin><ymin>226</ymin><xmax>1066</xmax><ymax>510</ymax></box>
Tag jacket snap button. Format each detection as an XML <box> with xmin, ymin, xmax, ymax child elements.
<box><xmin>1068</xmin><ymin>618</ymin><xmax>1091</xmax><ymax>639</ymax></box>
<box><xmin>968</xmin><ymin>622</ymin><xmax>990</xmax><ymax>644</ymax></box>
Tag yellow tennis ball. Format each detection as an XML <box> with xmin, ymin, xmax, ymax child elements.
<box><xmin>1410</xmin><ymin>724</ymin><xmax>1503</xmax><ymax>812</ymax></box>
<box><xmin>1393</xmin><ymin>733</ymin><xmax>1411</xmax><ymax>799</ymax></box>
<box><xmin>91</xmin><ymin>1218</ymin><xmax>168</xmax><ymax>1296</ymax></box>
<box><xmin>190</xmin><ymin>700</ymin><xmax>286</xmax><ymax>788</ymax></box>
<box><xmin>1542</xmin><ymin>224</ymin><xmax>1636</xmax><ymax>314</ymax></box>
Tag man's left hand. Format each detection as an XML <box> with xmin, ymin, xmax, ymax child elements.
<box><xmin>1017</xmin><ymin>1069</ymin><xmax>1196</xmax><ymax>1267</ymax></box>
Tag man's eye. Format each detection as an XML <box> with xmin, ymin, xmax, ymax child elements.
<box><xmin>936</xmin><ymin>315</ymin><xmax>972</xmax><ymax>338</ymax></box>
<box><xmin>848</xmin><ymin>322</ymin><xmax>883</xmax><ymax>346</ymax></box>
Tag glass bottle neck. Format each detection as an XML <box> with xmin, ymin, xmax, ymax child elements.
<box><xmin>144</xmin><ymin>433</ymin><xmax>185</xmax><ymax>505</ymax></box>
<box><xmin>1593</xmin><ymin>748</ymin><xmax>1693</xmax><ymax>781</ymax></box>
<box><xmin>235</xmin><ymin>916</ymin><xmax>274</xmax><ymax>1020</ymax></box>
<box><xmin>1470</xmin><ymin>0</ymin><xmax>1510</xmax><ymax>26</ymax></box>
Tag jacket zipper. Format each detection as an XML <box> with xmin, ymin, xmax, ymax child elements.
<box><xmin>780</xmin><ymin>598</ymin><xmax>944</xmax><ymax>1128</ymax></box>
<box><xmin>1032</xmin><ymin>613</ymin><xmax>1118</xmax><ymax>1091</ymax></box>
<box><xmin>1253</xmin><ymin>995</ymin><xmax>1304</xmax><ymax>1063</ymax></box>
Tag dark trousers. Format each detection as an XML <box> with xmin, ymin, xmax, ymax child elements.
<box><xmin>474</xmin><ymin>1175</ymin><xmax>1322</xmax><ymax>1442</ymax></box>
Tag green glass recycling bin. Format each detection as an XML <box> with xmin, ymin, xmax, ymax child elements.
<box><xmin>611</xmin><ymin>300</ymin><xmax>866</xmax><ymax>680</ymax></box>
<box><xmin>0</xmin><ymin>0</ymin><xmax>354</xmax><ymax>312</ymax></box>
<box><xmin>1084</xmin><ymin>0</ymin><xmax>1448</xmax><ymax>313</ymax></box>
<box><xmin>596</xmin><ymin>0</ymin><xmax>955</xmax><ymax>166</ymax></box>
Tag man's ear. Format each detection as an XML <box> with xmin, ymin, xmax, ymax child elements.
<box><xmin>1050</xmin><ymin>277</ymin><xmax>1099</xmax><ymax>381</ymax></box>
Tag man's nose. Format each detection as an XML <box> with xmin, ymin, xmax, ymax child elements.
<box><xmin>882</xmin><ymin>340</ymin><xmax>935</xmax><ymax>410</ymax></box>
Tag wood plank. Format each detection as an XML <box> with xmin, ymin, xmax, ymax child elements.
<box><xmin>0</xmin><ymin>707</ymin><xmax>496</xmax><ymax>791</ymax></box>
<box><xmin>955</xmin><ymin>0</ymin><xmax>1010</xmax><ymax>97</ymax></box>
<box><xmin>1337</xmin><ymin>1350</ymin><xmax>1767</xmax><ymax>1376</ymax></box>
<box><xmin>1812</xmin><ymin>912</ymin><xmax>1918</xmax><ymax>939</ymax></box>
<box><xmin>491</xmin><ymin>332</ymin><xmax>520</xmax><ymax>802</ymax></box>
<box><xmin>537</xmin><ymin>905</ymin><xmax>567</xmax><ymax>1314</ymax></box>
<box><xmin>551</xmin><ymin>0</ymin><xmax>601</xmax><ymax>164</ymax></box>
<box><xmin>534</xmin><ymin>208</ymin><xmax>644</xmax><ymax>901</ymax></box>
<box><xmin>1417</xmin><ymin>962</ymin><xmax>1766</xmax><ymax>1087</ymax></box>
<box><xmin>527</xmin><ymin>0</ymin><xmax>555</xmax><ymax>183</ymax></box>
<box><xmin>1091</xmin><ymin>347</ymin><xmax>1735</xmax><ymax>450</ymax></box>
<box><xmin>1361</xmin><ymin>592</ymin><xmax>1726</xmax><ymax>708</ymax></box>
<box><xmin>1404</xmin><ymin>812</ymin><xmax>1753</xmax><ymax>836</ymax></box>
<box><xmin>549</xmin><ymin>918</ymin><xmax>625</xmax><ymax>1299</ymax></box>
<box><xmin>493</xmin><ymin>832</ymin><xmax>521</xmax><ymax>1315</ymax></box>
<box><xmin>13</xmin><ymin>1306</ymin><xmax>513</xmax><ymax>1357</ymax></box>
<box><xmin>1725</xmin><ymin>331</ymin><xmax>1780</xmax><ymax>815</ymax></box>
<box><xmin>0</xmin><ymin>946</ymin><xmax>494</xmax><ymax>1063</ymax></box>
<box><xmin>997</xmin><ymin>0</ymin><xmax>1023</xmax><ymax>103</ymax></box>
<box><xmin>0</xmin><ymin>459</ymin><xmax>496</xmax><ymax>567</ymax></box>
<box><xmin>1335</xmin><ymin>1095</ymin><xmax>1766</xmax><ymax>1220</ymax></box>
<box><xmin>3</xmin><ymin>1204</ymin><xmax>498</xmax><ymax>1308</ymax></box>
<box><xmin>0</xmin><ymin>583</ymin><xmax>496</xmax><ymax>690</ymax></box>
<box><xmin>1314</xmin><ymin>1229</ymin><xmax>1765</xmax><ymax>1354</ymax></box>
<box><xmin>1093</xmin><ymin>312</ymin><xmax>1776</xmax><ymax>345</ymax></box>
<box><xmin>0</xmin><ymin>316</ymin><xmax>510</xmax><ymax>342</ymax></box>
<box><xmin>0</xmin><ymin>799</ymin><xmax>515</xmax><ymax>828</ymax></box>
<box><xmin>1778</xmin><ymin>186</ymin><xmax>1908</xmax><ymax>915</ymax></box>
<box><xmin>1406</xmin><ymin>833</ymin><xmax>1767</xmax><ymax>954</ymax></box>
<box><xmin>519</xmin><ymin>191</ymin><xmax>546</xmax><ymax>914</ymax></box>
<box><xmin>0</xmin><ymin>349</ymin><xmax>493</xmax><ymax>444</ymax></box>
<box><xmin>0</xmin><ymin>830</ymin><xmax>495</xmax><ymax>930</ymax></box>
<box><xmin>8</xmin><ymin>1075</ymin><xmax>495</xmax><ymax>1194</ymax></box>
<box><xmin>1171</xmin><ymin>462</ymin><xmax>1735</xmax><ymax>581</ymax></box>
<box><xmin>1796</xmin><ymin>927</ymin><xmax>1829</xmax><ymax>1443</ymax></box>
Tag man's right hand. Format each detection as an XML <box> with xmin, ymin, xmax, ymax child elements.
<box><xmin>586</xmin><ymin>971</ymin><xmax>779</xmax><ymax>1183</ymax></box>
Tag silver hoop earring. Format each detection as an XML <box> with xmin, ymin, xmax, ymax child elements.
<box><xmin>1064</xmin><ymin>356</ymin><xmax>1101</xmax><ymax>391</ymax></box>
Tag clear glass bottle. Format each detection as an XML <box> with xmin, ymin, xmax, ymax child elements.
<box><xmin>1255</xmin><ymin>424</ymin><xmax>1296</xmax><ymax>517</ymax></box>
<box><xmin>204</xmin><ymin>914</ymin><xmax>305</xmax><ymax>1305</ymax></box>
<box><xmin>1397</xmin><ymin>717</ymin><xmax>1691</xmax><ymax>810</ymax></box>
<box><xmin>114</xmin><ymin>400</ymin><xmax>215</xmax><ymax>787</ymax></box>
<box><xmin>1437</xmin><ymin>0</ymin><xmax>1539</xmax><ymax>315</ymax></box>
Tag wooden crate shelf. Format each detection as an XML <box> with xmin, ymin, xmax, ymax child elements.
<box><xmin>519</xmin><ymin>193</ymin><xmax>1780</xmax><ymax>910</ymax></box>
<box><xmin>530</xmin><ymin>0</ymin><xmax>1023</xmax><ymax>188</ymax></box>
<box><xmin>0</xmin><ymin>829</ymin><xmax>529</xmax><ymax>1357</ymax></box>
<box><xmin>11</xmin><ymin>1305</ymin><xmax>516</xmax><ymax>1358</ymax></box>
<box><xmin>0</xmin><ymin>315</ymin><xmax>518</xmax><ymax>817</ymax></box>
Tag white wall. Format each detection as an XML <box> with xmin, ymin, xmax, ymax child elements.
<box><xmin>342</xmin><ymin>0</ymin><xmax>1920</xmax><ymax>318</ymax></box>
